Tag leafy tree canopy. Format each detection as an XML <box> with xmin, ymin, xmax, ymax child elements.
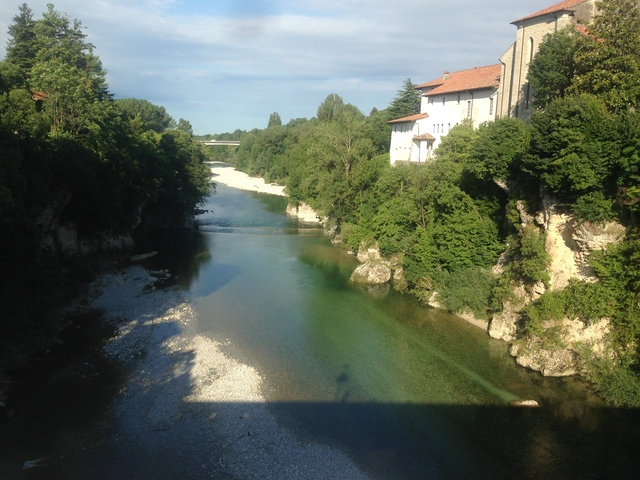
<box><xmin>528</xmin><ymin>27</ymin><xmax>580</xmax><ymax>109</ymax></box>
<box><xmin>570</xmin><ymin>0</ymin><xmax>640</xmax><ymax>111</ymax></box>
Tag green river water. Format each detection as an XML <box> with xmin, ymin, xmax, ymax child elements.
<box><xmin>167</xmin><ymin>177</ymin><xmax>638</xmax><ymax>479</ymax></box>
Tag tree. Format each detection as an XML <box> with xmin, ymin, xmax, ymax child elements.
<box><xmin>571</xmin><ymin>0</ymin><xmax>640</xmax><ymax>112</ymax></box>
<box><xmin>434</xmin><ymin>120</ymin><xmax>477</xmax><ymax>164</ymax></box>
<box><xmin>116</xmin><ymin>98</ymin><xmax>175</xmax><ymax>133</ymax></box>
<box><xmin>5</xmin><ymin>3</ymin><xmax>37</xmax><ymax>74</ymax></box>
<box><xmin>466</xmin><ymin>118</ymin><xmax>530</xmax><ymax>181</ymax></box>
<box><xmin>267</xmin><ymin>111</ymin><xmax>282</xmax><ymax>128</ymax></box>
<box><xmin>525</xmin><ymin>94</ymin><xmax>618</xmax><ymax>216</ymax></box>
<box><xmin>317</xmin><ymin>93</ymin><xmax>345</xmax><ymax>123</ymax></box>
<box><xmin>528</xmin><ymin>27</ymin><xmax>580</xmax><ymax>109</ymax></box>
<box><xmin>386</xmin><ymin>78</ymin><xmax>420</xmax><ymax>120</ymax></box>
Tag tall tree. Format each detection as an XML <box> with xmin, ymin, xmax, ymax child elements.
<box><xmin>115</xmin><ymin>98</ymin><xmax>175</xmax><ymax>133</ymax></box>
<box><xmin>386</xmin><ymin>78</ymin><xmax>420</xmax><ymax>120</ymax></box>
<box><xmin>5</xmin><ymin>3</ymin><xmax>37</xmax><ymax>74</ymax></box>
<box><xmin>317</xmin><ymin>93</ymin><xmax>345</xmax><ymax>123</ymax></box>
<box><xmin>528</xmin><ymin>27</ymin><xmax>580</xmax><ymax>109</ymax></box>
<box><xmin>570</xmin><ymin>0</ymin><xmax>640</xmax><ymax>112</ymax></box>
<box><xmin>267</xmin><ymin>111</ymin><xmax>282</xmax><ymax>128</ymax></box>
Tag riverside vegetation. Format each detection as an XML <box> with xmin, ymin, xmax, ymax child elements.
<box><xmin>203</xmin><ymin>0</ymin><xmax>640</xmax><ymax>406</ymax></box>
<box><xmin>0</xmin><ymin>4</ymin><xmax>211</xmax><ymax>367</ymax></box>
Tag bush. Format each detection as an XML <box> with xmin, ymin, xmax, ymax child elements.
<box><xmin>508</xmin><ymin>224</ymin><xmax>550</xmax><ymax>287</ymax></box>
<box><xmin>583</xmin><ymin>354</ymin><xmax>640</xmax><ymax>407</ymax></box>
<box><xmin>521</xmin><ymin>291</ymin><xmax>566</xmax><ymax>336</ymax></box>
<box><xmin>437</xmin><ymin>267</ymin><xmax>496</xmax><ymax>318</ymax></box>
<box><xmin>571</xmin><ymin>191</ymin><xmax>614</xmax><ymax>223</ymax></box>
<box><xmin>340</xmin><ymin>222</ymin><xmax>371</xmax><ymax>253</ymax></box>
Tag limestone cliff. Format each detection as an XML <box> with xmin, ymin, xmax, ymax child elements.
<box><xmin>490</xmin><ymin>196</ymin><xmax>624</xmax><ymax>376</ymax></box>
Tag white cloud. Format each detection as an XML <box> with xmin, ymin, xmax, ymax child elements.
<box><xmin>0</xmin><ymin>0</ymin><xmax>557</xmax><ymax>134</ymax></box>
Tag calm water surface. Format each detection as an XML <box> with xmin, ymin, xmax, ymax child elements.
<box><xmin>165</xmin><ymin>179</ymin><xmax>639</xmax><ymax>479</ymax></box>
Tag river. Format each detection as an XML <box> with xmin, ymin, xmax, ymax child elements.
<box><xmin>1</xmin><ymin>181</ymin><xmax>639</xmax><ymax>479</ymax></box>
<box><xmin>167</xmin><ymin>182</ymin><xmax>639</xmax><ymax>478</ymax></box>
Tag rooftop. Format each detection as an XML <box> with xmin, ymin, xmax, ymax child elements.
<box><xmin>421</xmin><ymin>64</ymin><xmax>501</xmax><ymax>97</ymax></box>
<box><xmin>511</xmin><ymin>0</ymin><xmax>586</xmax><ymax>24</ymax></box>
<box><xmin>388</xmin><ymin>113</ymin><xmax>429</xmax><ymax>124</ymax></box>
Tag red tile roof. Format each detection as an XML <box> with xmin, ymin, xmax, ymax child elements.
<box><xmin>414</xmin><ymin>133</ymin><xmax>435</xmax><ymax>141</ymax></box>
<box><xmin>422</xmin><ymin>64</ymin><xmax>501</xmax><ymax>97</ymax></box>
<box><xmin>415</xmin><ymin>78</ymin><xmax>445</xmax><ymax>90</ymax></box>
<box><xmin>388</xmin><ymin>113</ymin><xmax>429</xmax><ymax>124</ymax></box>
<box><xmin>512</xmin><ymin>0</ymin><xmax>586</xmax><ymax>24</ymax></box>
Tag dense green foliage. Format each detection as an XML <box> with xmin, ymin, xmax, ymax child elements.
<box><xmin>528</xmin><ymin>27</ymin><xmax>579</xmax><ymax>109</ymax></box>
<box><xmin>0</xmin><ymin>4</ymin><xmax>211</xmax><ymax>364</ymax></box>
<box><xmin>212</xmin><ymin>0</ymin><xmax>640</xmax><ymax>405</ymax></box>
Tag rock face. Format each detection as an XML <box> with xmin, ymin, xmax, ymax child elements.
<box><xmin>36</xmin><ymin>192</ymin><xmax>194</xmax><ymax>257</ymax></box>
<box><xmin>511</xmin><ymin>318</ymin><xmax>611</xmax><ymax>377</ymax></box>
<box><xmin>350</xmin><ymin>242</ymin><xmax>392</xmax><ymax>285</ymax></box>
<box><xmin>491</xmin><ymin>196</ymin><xmax>622</xmax><ymax>376</ymax></box>
<box><xmin>537</xmin><ymin>196</ymin><xmax>625</xmax><ymax>290</ymax></box>
<box><xmin>286</xmin><ymin>202</ymin><xmax>323</xmax><ymax>225</ymax></box>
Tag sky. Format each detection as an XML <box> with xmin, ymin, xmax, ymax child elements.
<box><xmin>0</xmin><ymin>0</ymin><xmax>558</xmax><ymax>135</ymax></box>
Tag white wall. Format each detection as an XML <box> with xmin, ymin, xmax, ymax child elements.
<box><xmin>423</xmin><ymin>88</ymin><xmax>498</xmax><ymax>150</ymax></box>
<box><xmin>389</xmin><ymin>120</ymin><xmax>431</xmax><ymax>165</ymax></box>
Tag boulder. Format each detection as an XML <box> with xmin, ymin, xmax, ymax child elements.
<box><xmin>350</xmin><ymin>262</ymin><xmax>391</xmax><ymax>285</ymax></box>
<box><xmin>509</xmin><ymin>399</ymin><xmax>539</xmax><ymax>407</ymax></box>
<box><xmin>286</xmin><ymin>202</ymin><xmax>323</xmax><ymax>225</ymax></box>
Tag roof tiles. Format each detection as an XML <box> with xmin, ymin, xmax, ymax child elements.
<box><xmin>388</xmin><ymin>113</ymin><xmax>429</xmax><ymax>124</ymax></box>
<box><xmin>511</xmin><ymin>0</ymin><xmax>586</xmax><ymax>24</ymax></box>
<box><xmin>421</xmin><ymin>64</ymin><xmax>501</xmax><ymax>97</ymax></box>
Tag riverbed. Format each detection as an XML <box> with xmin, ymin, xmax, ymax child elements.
<box><xmin>1</xmin><ymin>164</ymin><xmax>639</xmax><ymax>479</ymax></box>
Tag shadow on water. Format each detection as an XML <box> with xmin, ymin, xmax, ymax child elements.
<box><xmin>1</xmin><ymin>302</ymin><xmax>639</xmax><ymax>480</ymax></box>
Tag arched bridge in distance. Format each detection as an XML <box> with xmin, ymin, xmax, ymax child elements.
<box><xmin>200</xmin><ymin>140</ymin><xmax>240</xmax><ymax>146</ymax></box>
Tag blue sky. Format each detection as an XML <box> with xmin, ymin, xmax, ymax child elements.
<box><xmin>0</xmin><ymin>0</ymin><xmax>557</xmax><ymax>135</ymax></box>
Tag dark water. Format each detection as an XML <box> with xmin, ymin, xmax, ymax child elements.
<box><xmin>178</xmin><ymin>181</ymin><xmax>639</xmax><ymax>479</ymax></box>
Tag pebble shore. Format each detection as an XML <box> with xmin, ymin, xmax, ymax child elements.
<box><xmin>209</xmin><ymin>162</ymin><xmax>287</xmax><ymax>196</ymax></box>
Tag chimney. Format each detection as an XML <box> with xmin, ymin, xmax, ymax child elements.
<box><xmin>443</xmin><ymin>71</ymin><xmax>450</xmax><ymax>81</ymax></box>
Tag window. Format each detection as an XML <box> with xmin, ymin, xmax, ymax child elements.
<box><xmin>489</xmin><ymin>97</ymin><xmax>494</xmax><ymax>115</ymax></box>
<box><xmin>467</xmin><ymin>101</ymin><xmax>472</xmax><ymax>118</ymax></box>
<box><xmin>442</xmin><ymin>97</ymin><xmax>445</xmax><ymax>105</ymax></box>
<box><xmin>433</xmin><ymin>124</ymin><xmax>436</xmax><ymax>134</ymax></box>
<box><xmin>529</xmin><ymin>37</ymin><xmax>534</xmax><ymax>63</ymax></box>
<box><xmin>457</xmin><ymin>94</ymin><xmax>461</xmax><ymax>104</ymax></box>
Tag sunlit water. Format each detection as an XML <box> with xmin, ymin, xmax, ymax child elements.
<box><xmin>161</xmin><ymin>180</ymin><xmax>640</xmax><ymax>479</ymax></box>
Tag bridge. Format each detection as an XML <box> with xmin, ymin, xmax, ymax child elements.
<box><xmin>201</xmin><ymin>140</ymin><xmax>240</xmax><ymax>146</ymax></box>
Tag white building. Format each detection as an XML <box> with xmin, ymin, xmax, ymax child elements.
<box><xmin>388</xmin><ymin>64</ymin><xmax>501</xmax><ymax>165</ymax></box>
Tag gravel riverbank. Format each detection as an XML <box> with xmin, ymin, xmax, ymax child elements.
<box><xmin>0</xmin><ymin>263</ymin><xmax>370</xmax><ymax>479</ymax></box>
<box><xmin>92</xmin><ymin>265</ymin><xmax>369</xmax><ymax>479</ymax></box>
<box><xmin>209</xmin><ymin>162</ymin><xmax>286</xmax><ymax>196</ymax></box>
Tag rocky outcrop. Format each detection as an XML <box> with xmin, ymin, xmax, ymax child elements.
<box><xmin>492</xmin><ymin>195</ymin><xmax>622</xmax><ymax>376</ymax></box>
<box><xmin>350</xmin><ymin>242</ymin><xmax>392</xmax><ymax>285</ymax></box>
<box><xmin>350</xmin><ymin>263</ymin><xmax>392</xmax><ymax>284</ymax></box>
<box><xmin>509</xmin><ymin>317</ymin><xmax>611</xmax><ymax>377</ymax></box>
<box><xmin>536</xmin><ymin>196</ymin><xmax>624</xmax><ymax>290</ymax></box>
<box><xmin>286</xmin><ymin>202</ymin><xmax>324</xmax><ymax>225</ymax></box>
